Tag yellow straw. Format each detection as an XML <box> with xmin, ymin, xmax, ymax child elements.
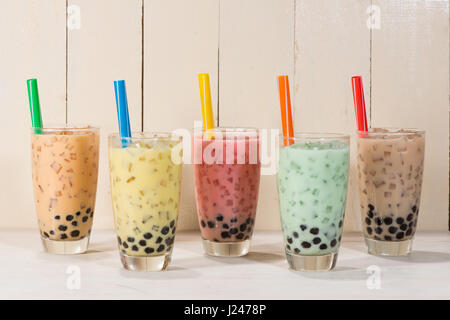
<box><xmin>198</xmin><ymin>73</ymin><xmax>215</xmax><ymax>136</ymax></box>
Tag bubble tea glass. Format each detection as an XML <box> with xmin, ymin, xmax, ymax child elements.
<box><xmin>31</xmin><ymin>125</ymin><xmax>100</xmax><ymax>254</ymax></box>
<box><xmin>194</xmin><ymin>128</ymin><xmax>261</xmax><ymax>257</ymax></box>
<box><xmin>108</xmin><ymin>133</ymin><xmax>183</xmax><ymax>271</ymax></box>
<box><xmin>356</xmin><ymin>128</ymin><xmax>425</xmax><ymax>256</ymax></box>
<box><xmin>277</xmin><ymin>134</ymin><xmax>350</xmax><ymax>271</ymax></box>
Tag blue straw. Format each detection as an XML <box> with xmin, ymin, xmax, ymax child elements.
<box><xmin>114</xmin><ymin>80</ymin><xmax>131</xmax><ymax>147</ymax></box>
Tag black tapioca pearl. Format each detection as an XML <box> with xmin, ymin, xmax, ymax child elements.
<box><xmin>86</xmin><ymin>208</ymin><xmax>91</xmax><ymax>214</ymax></box>
<box><xmin>286</xmin><ymin>244</ymin><xmax>291</xmax><ymax>250</ymax></box>
<box><xmin>396</xmin><ymin>217</ymin><xmax>404</xmax><ymax>224</ymax></box>
<box><xmin>172</xmin><ymin>227</ymin><xmax>176</xmax><ymax>234</ymax></box>
<box><xmin>144</xmin><ymin>247</ymin><xmax>154</xmax><ymax>254</ymax></box>
<box><xmin>58</xmin><ymin>225</ymin><xmax>67</xmax><ymax>231</ymax></box>
<box><xmin>43</xmin><ymin>232</ymin><xmax>49</xmax><ymax>238</ymax></box>
<box><xmin>287</xmin><ymin>237</ymin><xmax>293</xmax><ymax>244</ymax></box>
<box><xmin>216</xmin><ymin>214</ymin><xmax>224</xmax><ymax>221</ymax></box>
<box><xmin>312</xmin><ymin>237</ymin><xmax>321</xmax><ymax>244</ymax></box>
<box><xmin>339</xmin><ymin>235</ymin><xmax>342</xmax><ymax>242</ymax></box>
<box><xmin>76</xmin><ymin>211</ymin><xmax>81</xmax><ymax>216</ymax></box>
<box><xmin>384</xmin><ymin>217</ymin><xmax>393</xmax><ymax>225</ymax></box>
<box><xmin>412</xmin><ymin>205</ymin><xmax>417</xmax><ymax>213</ymax></box>
<box><xmin>156</xmin><ymin>236</ymin><xmax>163</xmax><ymax>243</ymax></box>
<box><xmin>139</xmin><ymin>240</ymin><xmax>146</xmax><ymax>246</ymax></box>
<box><xmin>117</xmin><ymin>237</ymin><xmax>122</xmax><ymax>245</ymax></box>
<box><xmin>60</xmin><ymin>234</ymin><xmax>68</xmax><ymax>239</ymax></box>
<box><xmin>170</xmin><ymin>220</ymin><xmax>175</xmax><ymax>228</ymax></box>
<box><xmin>400</xmin><ymin>224</ymin><xmax>408</xmax><ymax>231</ymax></box>
<box><xmin>407</xmin><ymin>213</ymin><xmax>414</xmax><ymax>221</ymax></box>
<box><xmin>301</xmin><ymin>241</ymin><xmax>311</xmax><ymax>248</ymax></box>
<box><xmin>213</xmin><ymin>238</ymin><xmax>219</xmax><ymax>242</ymax></box>
<box><xmin>245</xmin><ymin>218</ymin><xmax>251</xmax><ymax>224</ymax></box>
<box><xmin>71</xmin><ymin>221</ymin><xmax>78</xmax><ymax>227</ymax></box>
<box><xmin>300</xmin><ymin>224</ymin><xmax>307</xmax><ymax>231</ymax></box>
<box><xmin>368</xmin><ymin>204</ymin><xmax>375</xmax><ymax>211</ymax></box>
<box><xmin>66</xmin><ymin>215</ymin><xmax>74</xmax><ymax>221</ymax></box>
<box><xmin>310</xmin><ymin>227</ymin><xmax>319</xmax><ymax>235</ymax></box>
<box><xmin>144</xmin><ymin>233</ymin><xmax>152</xmax><ymax>239</ymax></box>
<box><xmin>374</xmin><ymin>217</ymin><xmax>383</xmax><ymax>226</ymax></box>
<box><xmin>82</xmin><ymin>216</ymin><xmax>88</xmax><ymax>223</ymax></box>
<box><xmin>319</xmin><ymin>244</ymin><xmax>328</xmax><ymax>250</ymax></box>
<box><xmin>339</xmin><ymin>220</ymin><xmax>343</xmax><ymax>228</ymax></box>
<box><xmin>207</xmin><ymin>221</ymin><xmax>215</xmax><ymax>228</ymax></box>
<box><xmin>90</xmin><ymin>212</ymin><xmax>93</xmax><ymax>218</ymax></box>
<box><xmin>200</xmin><ymin>220</ymin><xmax>206</xmax><ymax>228</ymax></box>
<box><xmin>123</xmin><ymin>242</ymin><xmax>129</xmax><ymax>248</ymax></box>
<box><xmin>388</xmin><ymin>226</ymin><xmax>398</xmax><ymax>234</ymax></box>
<box><xmin>366</xmin><ymin>227</ymin><xmax>373</xmax><ymax>235</ymax></box>
<box><xmin>374</xmin><ymin>236</ymin><xmax>382</xmax><ymax>240</ymax></box>
<box><xmin>55</xmin><ymin>215</ymin><xmax>60</xmax><ymax>220</ymax></box>
<box><xmin>375</xmin><ymin>227</ymin><xmax>383</xmax><ymax>235</ymax></box>
<box><xmin>294</xmin><ymin>248</ymin><xmax>300</xmax><ymax>254</ymax></box>
<box><xmin>127</xmin><ymin>237</ymin><xmax>135</xmax><ymax>243</ymax></box>
<box><xmin>367</xmin><ymin>211</ymin><xmax>374</xmax><ymax>219</ymax></box>
<box><xmin>236</xmin><ymin>233</ymin><xmax>244</xmax><ymax>240</ymax></box>
<box><xmin>161</xmin><ymin>226</ymin><xmax>170</xmax><ymax>235</ymax></box>
<box><xmin>406</xmin><ymin>229</ymin><xmax>413</xmax><ymax>236</ymax></box>
<box><xmin>131</xmin><ymin>245</ymin><xmax>139</xmax><ymax>251</ymax></box>
<box><xmin>239</xmin><ymin>224</ymin><xmax>247</xmax><ymax>232</ymax></box>
<box><xmin>70</xmin><ymin>230</ymin><xmax>80</xmax><ymax>237</ymax></box>
<box><xmin>231</xmin><ymin>217</ymin><xmax>238</xmax><ymax>223</ymax></box>
<box><xmin>165</xmin><ymin>237</ymin><xmax>174</xmax><ymax>246</ymax></box>
<box><xmin>330</xmin><ymin>239</ymin><xmax>337</xmax><ymax>247</ymax></box>
<box><xmin>221</xmin><ymin>231</ymin><xmax>230</xmax><ymax>239</ymax></box>
<box><xmin>222</xmin><ymin>223</ymin><xmax>229</xmax><ymax>229</ymax></box>
<box><xmin>157</xmin><ymin>244</ymin><xmax>165</xmax><ymax>252</ymax></box>
<box><xmin>293</xmin><ymin>231</ymin><xmax>299</xmax><ymax>238</ymax></box>
<box><xmin>50</xmin><ymin>230</ymin><xmax>55</xmax><ymax>235</ymax></box>
<box><xmin>365</xmin><ymin>217</ymin><xmax>371</xmax><ymax>225</ymax></box>
<box><xmin>396</xmin><ymin>232</ymin><xmax>405</xmax><ymax>240</ymax></box>
<box><xmin>384</xmin><ymin>235</ymin><xmax>392</xmax><ymax>241</ymax></box>
<box><xmin>230</xmin><ymin>228</ymin><xmax>238</xmax><ymax>235</ymax></box>
<box><xmin>244</xmin><ymin>236</ymin><xmax>250</xmax><ymax>240</ymax></box>
<box><xmin>409</xmin><ymin>222</ymin><xmax>414</xmax><ymax>228</ymax></box>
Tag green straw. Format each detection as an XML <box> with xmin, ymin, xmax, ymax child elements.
<box><xmin>27</xmin><ymin>78</ymin><xmax>43</xmax><ymax>134</ymax></box>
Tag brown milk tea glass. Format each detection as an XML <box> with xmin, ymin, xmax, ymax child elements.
<box><xmin>31</xmin><ymin>125</ymin><xmax>100</xmax><ymax>254</ymax></box>
<box><xmin>356</xmin><ymin>128</ymin><xmax>425</xmax><ymax>256</ymax></box>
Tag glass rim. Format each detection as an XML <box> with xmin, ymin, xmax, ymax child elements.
<box><xmin>356</xmin><ymin>127</ymin><xmax>425</xmax><ymax>136</ymax></box>
<box><xmin>108</xmin><ymin>131</ymin><xmax>183</xmax><ymax>141</ymax></box>
<box><xmin>280</xmin><ymin>132</ymin><xmax>350</xmax><ymax>140</ymax></box>
<box><xmin>31</xmin><ymin>124</ymin><xmax>99</xmax><ymax>133</ymax></box>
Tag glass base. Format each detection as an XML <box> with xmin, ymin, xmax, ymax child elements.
<box><xmin>202</xmin><ymin>239</ymin><xmax>250</xmax><ymax>257</ymax></box>
<box><xmin>41</xmin><ymin>236</ymin><xmax>89</xmax><ymax>255</ymax></box>
<box><xmin>120</xmin><ymin>252</ymin><xmax>171</xmax><ymax>272</ymax></box>
<box><xmin>365</xmin><ymin>237</ymin><xmax>413</xmax><ymax>256</ymax></box>
<box><xmin>286</xmin><ymin>251</ymin><xmax>338</xmax><ymax>272</ymax></box>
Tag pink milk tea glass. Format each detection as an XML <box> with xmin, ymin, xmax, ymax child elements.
<box><xmin>193</xmin><ymin>128</ymin><xmax>261</xmax><ymax>257</ymax></box>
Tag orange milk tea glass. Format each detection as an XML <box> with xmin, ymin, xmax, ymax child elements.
<box><xmin>356</xmin><ymin>128</ymin><xmax>425</xmax><ymax>256</ymax></box>
<box><xmin>193</xmin><ymin>128</ymin><xmax>261</xmax><ymax>257</ymax></box>
<box><xmin>31</xmin><ymin>126</ymin><xmax>100</xmax><ymax>254</ymax></box>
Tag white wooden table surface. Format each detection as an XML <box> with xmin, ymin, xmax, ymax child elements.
<box><xmin>0</xmin><ymin>230</ymin><xmax>448</xmax><ymax>300</ymax></box>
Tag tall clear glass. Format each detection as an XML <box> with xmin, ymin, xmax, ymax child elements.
<box><xmin>31</xmin><ymin>125</ymin><xmax>100</xmax><ymax>254</ymax></box>
<box><xmin>108</xmin><ymin>132</ymin><xmax>183</xmax><ymax>271</ymax></box>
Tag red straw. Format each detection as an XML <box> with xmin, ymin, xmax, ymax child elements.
<box><xmin>351</xmin><ymin>76</ymin><xmax>368</xmax><ymax>133</ymax></box>
<box><xmin>277</xmin><ymin>75</ymin><xmax>294</xmax><ymax>146</ymax></box>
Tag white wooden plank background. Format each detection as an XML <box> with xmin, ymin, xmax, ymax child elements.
<box><xmin>67</xmin><ymin>0</ymin><xmax>142</xmax><ymax>231</ymax></box>
<box><xmin>371</xmin><ymin>0</ymin><xmax>449</xmax><ymax>230</ymax></box>
<box><xmin>219</xmin><ymin>0</ymin><xmax>294</xmax><ymax>231</ymax></box>
<box><xmin>294</xmin><ymin>0</ymin><xmax>371</xmax><ymax>232</ymax></box>
<box><xmin>0</xmin><ymin>0</ymin><xmax>447</xmax><ymax>232</ymax></box>
<box><xmin>0</xmin><ymin>0</ymin><xmax>66</xmax><ymax>228</ymax></box>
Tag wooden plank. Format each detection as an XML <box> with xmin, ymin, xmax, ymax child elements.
<box><xmin>294</xmin><ymin>0</ymin><xmax>371</xmax><ymax>232</ymax></box>
<box><xmin>68</xmin><ymin>0</ymin><xmax>142</xmax><ymax>230</ymax></box>
<box><xmin>219</xmin><ymin>0</ymin><xmax>295</xmax><ymax>230</ymax></box>
<box><xmin>371</xmin><ymin>0</ymin><xmax>449</xmax><ymax>230</ymax></box>
<box><xmin>144</xmin><ymin>0</ymin><xmax>219</xmax><ymax>230</ymax></box>
<box><xmin>0</xmin><ymin>0</ymin><xmax>66</xmax><ymax>228</ymax></box>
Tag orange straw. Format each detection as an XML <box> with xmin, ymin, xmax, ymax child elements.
<box><xmin>277</xmin><ymin>75</ymin><xmax>294</xmax><ymax>146</ymax></box>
